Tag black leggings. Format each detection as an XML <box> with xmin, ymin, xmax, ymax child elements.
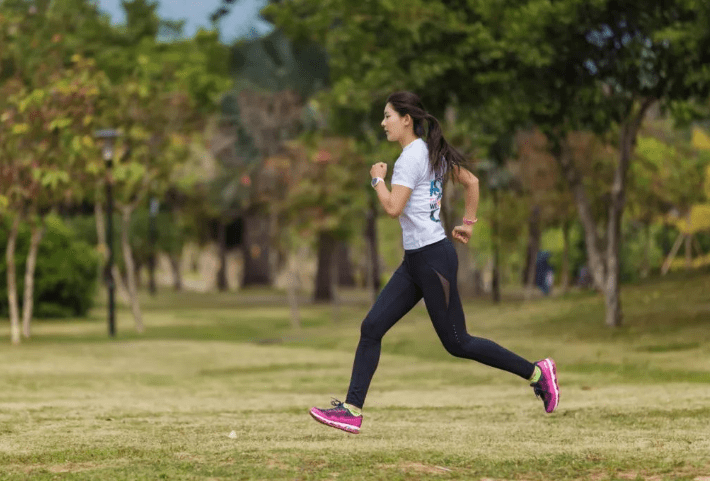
<box><xmin>345</xmin><ymin>238</ymin><xmax>535</xmax><ymax>409</ymax></box>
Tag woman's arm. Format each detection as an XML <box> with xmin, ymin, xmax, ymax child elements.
<box><xmin>451</xmin><ymin>165</ymin><xmax>479</xmax><ymax>244</ymax></box>
<box><xmin>374</xmin><ymin>183</ymin><xmax>412</xmax><ymax>218</ymax></box>
<box><xmin>371</xmin><ymin>162</ymin><xmax>412</xmax><ymax>218</ymax></box>
<box><xmin>454</xmin><ymin>165</ymin><xmax>479</xmax><ymax>222</ymax></box>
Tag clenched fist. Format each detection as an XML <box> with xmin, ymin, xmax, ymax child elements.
<box><xmin>370</xmin><ymin>162</ymin><xmax>388</xmax><ymax>179</ymax></box>
<box><xmin>452</xmin><ymin>224</ymin><xmax>473</xmax><ymax>244</ymax></box>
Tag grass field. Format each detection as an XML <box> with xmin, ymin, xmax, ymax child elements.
<box><xmin>1</xmin><ymin>271</ymin><xmax>710</xmax><ymax>480</ymax></box>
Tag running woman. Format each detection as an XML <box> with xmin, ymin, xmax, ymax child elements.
<box><xmin>309</xmin><ymin>91</ymin><xmax>559</xmax><ymax>434</ymax></box>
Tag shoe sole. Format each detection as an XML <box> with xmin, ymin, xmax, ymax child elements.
<box><xmin>309</xmin><ymin>408</ymin><xmax>360</xmax><ymax>434</ymax></box>
<box><xmin>542</xmin><ymin>358</ymin><xmax>560</xmax><ymax>413</ymax></box>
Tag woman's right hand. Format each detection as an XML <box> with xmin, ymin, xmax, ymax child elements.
<box><xmin>452</xmin><ymin>224</ymin><xmax>473</xmax><ymax>244</ymax></box>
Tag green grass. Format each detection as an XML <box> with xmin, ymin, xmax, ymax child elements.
<box><xmin>1</xmin><ymin>272</ymin><xmax>710</xmax><ymax>480</ymax></box>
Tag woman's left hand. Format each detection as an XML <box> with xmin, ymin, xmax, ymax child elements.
<box><xmin>452</xmin><ymin>224</ymin><xmax>473</xmax><ymax>244</ymax></box>
<box><xmin>370</xmin><ymin>162</ymin><xmax>388</xmax><ymax>179</ymax></box>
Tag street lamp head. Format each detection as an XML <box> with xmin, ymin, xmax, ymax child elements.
<box><xmin>94</xmin><ymin>129</ymin><xmax>120</xmax><ymax>163</ymax></box>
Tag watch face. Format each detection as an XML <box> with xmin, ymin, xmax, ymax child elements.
<box><xmin>371</xmin><ymin>178</ymin><xmax>379</xmax><ymax>187</ymax></box>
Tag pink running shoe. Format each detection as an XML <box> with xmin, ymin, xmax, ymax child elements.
<box><xmin>309</xmin><ymin>399</ymin><xmax>362</xmax><ymax>434</ymax></box>
<box><xmin>531</xmin><ymin>358</ymin><xmax>560</xmax><ymax>413</ymax></box>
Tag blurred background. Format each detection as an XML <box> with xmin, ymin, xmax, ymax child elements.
<box><xmin>1</xmin><ymin>0</ymin><xmax>709</xmax><ymax>345</ymax></box>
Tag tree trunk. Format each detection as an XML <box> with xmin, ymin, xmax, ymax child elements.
<box><xmin>555</xmin><ymin>145</ymin><xmax>606</xmax><ymax>292</ymax></box>
<box><xmin>242</xmin><ymin>212</ymin><xmax>271</xmax><ymax>287</ymax></box>
<box><xmin>523</xmin><ymin>205</ymin><xmax>541</xmax><ymax>299</ymax></box>
<box><xmin>661</xmin><ymin>233</ymin><xmax>684</xmax><ymax>275</ymax></box>
<box><xmin>366</xmin><ymin>196</ymin><xmax>381</xmax><ymax>303</ymax></box>
<box><xmin>685</xmin><ymin>212</ymin><xmax>692</xmax><ymax>269</ymax></box>
<box><xmin>524</xmin><ymin>206</ymin><xmax>541</xmax><ymax>284</ymax></box>
<box><xmin>94</xmin><ymin>202</ymin><xmax>130</xmax><ymax>304</ymax></box>
<box><xmin>491</xmin><ymin>189</ymin><xmax>501</xmax><ymax>303</ymax></box>
<box><xmin>640</xmin><ymin>222</ymin><xmax>651</xmax><ymax>279</ymax></box>
<box><xmin>169</xmin><ymin>253</ymin><xmax>182</xmax><ymax>291</ymax></box>
<box><xmin>331</xmin><ymin>243</ymin><xmax>341</xmax><ymax>321</ymax></box>
<box><xmin>216</xmin><ymin>220</ymin><xmax>228</xmax><ymax>292</ymax></box>
<box><xmin>120</xmin><ymin>205</ymin><xmax>144</xmax><ymax>333</ymax></box>
<box><xmin>336</xmin><ymin>241</ymin><xmax>356</xmax><ymax>287</ymax></box>
<box><xmin>556</xmin><ymin>99</ymin><xmax>653</xmax><ymax>327</ymax></box>
<box><xmin>134</xmin><ymin>261</ymin><xmax>143</xmax><ymax>291</ymax></box>
<box><xmin>6</xmin><ymin>214</ymin><xmax>21</xmax><ymax>345</ymax></box>
<box><xmin>455</xmin><ymin>238</ymin><xmax>477</xmax><ymax>298</ymax></box>
<box><xmin>22</xmin><ymin>219</ymin><xmax>45</xmax><ymax>339</ymax></box>
<box><xmin>607</xmin><ymin>99</ymin><xmax>654</xmax><ymax>326</ymax></box>
<box><xmin>561</xmin><ymin>220</ymin><xmax>571</xmax><ymax>291</ymax></box>
<box><xmin>287</xmin><ymin>247</ymin><xmax>303</xmax><ymax>330</ymax></box>
<box><xmin>314</xmin><ymin>231</ymin><xmax>337</xmax><ymax>302</ymax></box>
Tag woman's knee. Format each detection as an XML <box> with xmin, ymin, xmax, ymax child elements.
<box><xmin>440</xmin><ymin>329</ymin><xmax>481</xmax><ymax>358</ymax></box>
<box><xmin>360</xmin><ymin>316</ymin><xmax>384</xmax><ymax>340</ymax></box>
<box><xmin>441</xmin><ymin>337</ymin><xmax>468</xmax><ymax>358</ymax></box>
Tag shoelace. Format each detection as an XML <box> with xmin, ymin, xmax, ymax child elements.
<box><xmin>531</xmin><ymin>383</ymin><xmax>549</xmax><ymax>400</ymax></box>
<box><xmin>326</xmin><ymin>398</ymin><xmax>347</xmax><ymax>412</ymax></box>
<box><xmin>326</xmin><ymin>398</ymin><xmax>361</xmax><ymax>417</ymax></box>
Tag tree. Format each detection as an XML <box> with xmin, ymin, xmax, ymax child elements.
<box><xmin>275</xmin><ymin>135</ymin><xmax>369</xmax><ymax>303</ymax></box>
<box><xmin>252</xmin><ymin>0</ymin><xmax>710</xmax><ymax>327</ymax></box>
<box><xmin>493</xmin><ymin>0</ymin><xmax>710</xmax><ymax>326</ymax></box>
<box><xmin>264</xmin><ymin>0</ymin><xmax>492</xmax><ymax>299</ymax></box>
<box><xmin>1</xmin><ymin>1</ymin><xmax>107</xmax><ymax>343</ymax></box>
<box><xmin>6</xmin><ymin>57</ymin><xmax>105</xmax><ymax>339</ymax></box>
<box><xmin>475</xmin><ymin>133</ymin><xmax>523</xmax><ymax>303</ymax></box>
<box><xmin>227</xmin><ymin>29</ymin><xmax>328</xmax><ymax>289</ymax></box>
<box><xmin>628</xmin><ymin>120</ymin><xmax>709</xmax><ymax>276</ymax></box>
<box><xmin>96</xmin><ymin>47</ymin><xmax>206</xmax><ymax>331</ymax></box>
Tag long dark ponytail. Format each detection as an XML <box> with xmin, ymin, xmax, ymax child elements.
<box><xmin>386</xmin><ymin>91</ymin><xmax>467</xmax><ymax>181</ymax></box>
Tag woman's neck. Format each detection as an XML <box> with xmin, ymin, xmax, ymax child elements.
<box><xmin>399</xmin><ymin>132</ymin><xmax>419</xmax><ymax>149</ymax></box>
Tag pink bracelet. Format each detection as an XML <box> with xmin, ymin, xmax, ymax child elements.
<box><xmin>462</xmin><ymin>217</ymin><xmax>477</xmax><ymax>225</ymax></box>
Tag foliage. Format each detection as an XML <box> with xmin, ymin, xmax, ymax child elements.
<box><xmin>0</xmin><ymin>214</ymin><xmax>99</xmax><ymax>317</ymax></box>
<box><xmin>541</xmin><ymin>222</ymin><xmax>588</xmax><ymax>282</ymax></box>
<box><xmin>2</xmin><ymin>56</ymin><xmax>107</xmax><ymax>209</ymax></box>
<box><xmin>129</xmin><ymin>205</ymin><xmax>192</xmax><ymax>265</ymax></box>
<box><xmin>630</xmin><ymin>123</ymin><xmax>710</xmax><ymax>222</ymax></box>
<box><xmin>217</xmin><ymin>30</ymin><xmax>329</xmax><ymax>222</ymax></box>
<box><xmin>275</xmin><ymin>135</ymin><xmax>370</xmax><ymax>248</ymax></box>
<box><xmin>231</xmin><ymin>29</ymin><xmax>328</xmax><ymax>99</ymax></box>
<box><xmin>619</xmin><ymin>221</ymin><xmax>665</xmax><ymax>282</ymax></box>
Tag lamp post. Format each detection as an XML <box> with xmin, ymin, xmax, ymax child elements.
<box><xmin>95</xmin><ymin>129</ymin><xmax>119</xmax><ymax>337</ymax></box>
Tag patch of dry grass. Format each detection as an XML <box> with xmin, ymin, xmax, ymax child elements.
<box><xmin>1</xmin><ymin>272</ymin><xmax>709</xmax><ymax>480</ymax></box>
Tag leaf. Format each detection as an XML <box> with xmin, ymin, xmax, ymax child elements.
<box><xmin>692</xmin><ymin>127</ymin><xmax>710</xmax><ymax>151</ymax></box>
<box><xmin>41</xmin><ymin>170</ymin><xmax>71</xmax><ymax>189</ymax></box>
<box><xmin>49</xmin><ymin>117</ymin><xmax>72</xmax><ymax>130</ymax></box>
<box><xmin>12</xmin><ymin>123</ymin><xmax>29</xmax><ymax>134</ymax></box>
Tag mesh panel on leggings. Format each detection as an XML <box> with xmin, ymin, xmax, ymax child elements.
<box><xmin>433</xmin><ymin>269</ymin><xmax>450</xmax><ymax>310</ymax></box>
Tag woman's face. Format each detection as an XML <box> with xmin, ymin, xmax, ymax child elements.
<box><xmin>381</xmin><ymin>103</ymin><xmax>410</xmax><ymax>143</ymax></box>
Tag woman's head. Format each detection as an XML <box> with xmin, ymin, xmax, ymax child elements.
<box><xmin>382</xmin><ymin>91</ymin><xmax>466</xmax><ymax>179</ymax></box>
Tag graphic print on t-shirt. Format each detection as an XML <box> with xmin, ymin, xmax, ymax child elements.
<box><xmin>429</xmin><ymin>176</ymin><xmax>444</xmax><ymax>223</ymax></box>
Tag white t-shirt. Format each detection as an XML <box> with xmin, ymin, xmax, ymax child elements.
<box><xmin>391</xmin><ymin>138</ymin><xmax>447</xmax><ymax>250</ymax></box>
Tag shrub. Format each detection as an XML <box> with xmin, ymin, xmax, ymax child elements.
<box><xmin>0</xmin><ymin>214</ymin><xmax>99</xmax><ymax>318</ymax></box>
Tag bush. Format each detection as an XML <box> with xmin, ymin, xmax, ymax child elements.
<box><xmin>0</xmin><ymin>214</ymin><xmax>100</xmax><ymax>318</ymax></box>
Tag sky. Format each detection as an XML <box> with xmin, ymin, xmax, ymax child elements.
<box><xmin>93</xmin><ymin>0</ymin><xmax>273</xmax><ymax>43</ymax></box>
